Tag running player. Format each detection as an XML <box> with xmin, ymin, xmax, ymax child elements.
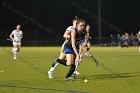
<box><xmin>48</xmin><ymin>19</ymin><xmax>77</xmax><ymax>79</ymax></box>
<box><xmin>9</xmin><ymin>25</ymin><xmax>23</xmax><ymax>59</ymax></box>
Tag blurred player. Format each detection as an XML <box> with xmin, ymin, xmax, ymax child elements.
<box><xmin>9</xmin><ymin>25</ymin><xmax>23</xmax><ymax>59</ymax></box>
<box><xmin>138</xmin><ymin>31</ymin><xmax>140</xmax><ymax>52</ymax></box>
<box><xmin>48</xmin><ymin>19</ymin><xmax>78</xmax><ymax>79</ymax></box>
<box><xmin>121</xmin><ymin>34</ymin><xmax>128</xmax><ymax>48</ymax></box>
<box><xmin>82</xmin><ymin>24</ymin><xmax>92</xmax><ymax>56</ymax></box>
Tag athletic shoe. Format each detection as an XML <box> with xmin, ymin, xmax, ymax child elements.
<box><xmin>84</xmin><ymin>53</ymin><xmax>90</xmax><ymax>56</ymax></box>
<box><xmin>64</xmin><ymin>77</ymin><xmax>73</xmax><ymax>81</ymax></box>
<box><xmin>48</xmin><ymin>71</ymin><xmax>53</xmax><ymax>79</ymax></box>
<box><xmin>74</xmin><ymin>71</ymin><xmax>80</xmax><ymax>75</ymax></box>
<box><xmin>13</xmin><ymin>57</ymin><xmax>17</xmax><ymax>60</ymax></box>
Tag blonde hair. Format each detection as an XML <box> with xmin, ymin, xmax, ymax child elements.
<box><xmin>76</xmin><ymin>19</ymin><xmax>85</xmax><ymax>26</ymax></box>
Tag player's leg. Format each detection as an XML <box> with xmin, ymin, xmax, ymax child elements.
<box><xmin>50</xmin><ymin>52</ymin><xmax>66</xmax><ymax>71</ymax></box>
<box><xmin>13</xmin><ymin>45</ymin><xmax>18</xmax><ymax>60</ymax></box>
<box><xmin>48</xmin><ymin>52</ymin><xmax>66</xmax><ymax>79</ymax></box>
<box><xmin>57</xmin><ymin>46</ymin><xmax>74</xmax><ymax>66</ymax></box>
<box><xmin>64</xmin><ymin>54</ymin><xmax>76</xmax><ymax>81</ymax></box>
<box><xmin>86</xmin><ymin>41</ymin><xmax>91</xmax><ymax>52</ymax></box>
<box><xmin>52</xmin><ymin>42</ymin><xmax>66</xmax><ymax>68</ymax></box>
<box><xmin>17</xmin><ymin>45</ymin><xmax>21</xmax><ymax>52</ymax></box>
<box><xmin>49</xmin><ymin>53</ymin><xmax>74</xmax><ymax>80</ymax></box>
<box><xmin>84</xmin><ymin>41</ymin><xmax>91</xmax><ymax>56</ymax></box>
<box><xmin>13</xmin><ymin>41</ymin><xmax>21</xmax><ymax>59</ymax></box>
<box><xmin>48</xmin><ymin>42</ymin><xmax>67</xmax><ymax>79</ymax></box>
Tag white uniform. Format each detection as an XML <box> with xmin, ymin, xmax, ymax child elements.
<box><xmin>64</xmin><ymin>26</ymin><xmax>73</xmax><ymax>42</ymax></box>
<box><xmin>138</xmin><ymin>31</ymin><xmax>140</xmax><ymax>41</ymax></box>
<box><xmin>12</xmin><ymin>30</ymin><xmax>23</xmax><ymax>46</ymax></box>
<box><xmin>61</xmin><ymin>26</ymin><xmax>73</xmax><ymax>52</ymax></box>
<box><xmin>66</xmin><ymin>26</ymin><xmax>73</xmax><ymax>33</ymax></box>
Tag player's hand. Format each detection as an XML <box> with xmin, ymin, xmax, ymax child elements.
<box><xmin>13</xmin><ymin>39</ymin><xmax>17</xmax><ymax>43</ymax></box>
<box><xmin>76</xmin><ymin>54</ymin><xmax>80</xmax><ymax>62</ymax></box>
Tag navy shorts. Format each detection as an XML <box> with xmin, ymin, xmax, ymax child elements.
<box><xmin>64</xmin><ymin>47</ymin><xmax>75</xmax><ymax>54</ymax></box>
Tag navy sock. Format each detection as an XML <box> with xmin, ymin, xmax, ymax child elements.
<box><xmin>86</xmin><ymin>48</ymin><xmax>90</xmax><ymax>51</ymax></box>
<box><xmin>65</xmin><ymin>64</ymin><xmax>76</xmax><ymax>78</ymax></box>
<box><xmin>57</xmin><ymin>59</ymin><xmax>67</xmax><ymax>66</ymax></box>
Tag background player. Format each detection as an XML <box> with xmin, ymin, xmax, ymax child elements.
<box><xmin>9</xmin><ymin>24</ymin><xmax>23</xmax><ymax>59</ymax></box>
<box><xmin>83</xmin><ymin>24</ymin><xmax>92</xmax><ymax>56</ymax></box>
<box><xmin>138</xmin><ymin>31</ymin><xmax>140</xmax><ymax>52</ymax></box>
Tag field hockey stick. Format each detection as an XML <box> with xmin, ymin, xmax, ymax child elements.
<box><xmin>88</xmin><ymin>53</ymin><xmax>99</xmax><ymax>67</ymax></box>
<box><xmin>7</xmin><ymin>38</ymin><xmax>13</xmax><ymax>41</ymax></box>
<box><xmin>7</xmin><ymin>38</ymin><xmax>18</xmax><ymax>43</ymax></box>
<box><xmin>83</xmin><ymin>48</ymin><xmax>99</xmax><ymax>67</ymax></box>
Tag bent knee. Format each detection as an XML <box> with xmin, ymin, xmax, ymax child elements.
<box><xmin>66</xmin><ymin>60</ymin><xmax>74</xmax><ymax>66</ymax></box>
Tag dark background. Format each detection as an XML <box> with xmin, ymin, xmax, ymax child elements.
<box><xmin>0</xmin><ymin>0</ymin><xmax>140</xmax><ymax>46</ymax></box>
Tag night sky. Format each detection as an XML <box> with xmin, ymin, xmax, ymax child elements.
<box><xmin>0</xmin><ymin>0</ymin><xmax>140</xmax><ymax>45</ymax></box>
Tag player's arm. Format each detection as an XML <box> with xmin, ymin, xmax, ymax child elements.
<box><xmin>71</xmin><ymin>29</ymin><xmax>79</xmax><ymax>56</ymax></box>
<box><xmin>21</xmin><ymin>31</ymin><xmax>23</xmax><ymax>39</ymax></box>
<box><xmin>63</xmin><ymin>30</ymin><xmax>70</xmax><ymax>39</ymax></box>
<box><xmin>9</xmin><ymin>32</ymin><xmax>15</xmax><ymax>41</ymax></box>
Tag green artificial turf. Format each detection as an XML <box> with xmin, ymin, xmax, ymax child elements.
<box><xmin>0</xmin><ymin>47</ymin><xmax>140</xmax><ymax>93</ymax></box>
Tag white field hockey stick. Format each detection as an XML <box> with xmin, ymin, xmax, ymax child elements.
<box><xmin>7</xmin><ymin>38</ymin><xmax>13</xmax><ymax>41</ymax></box>
<box><xmin>7</xmin><ymin>38</ymin><xmax>18</xmax><ymax>43</ymax></box>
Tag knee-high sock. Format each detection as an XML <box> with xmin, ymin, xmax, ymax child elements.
<box><xmin>57</xmin><ymin>59</ymin><xmax>67</xmax><ymax>66</ymax></box>
<box><xmin>13</xmin><ymin>48</ymin><xmax>18</xmax><ymax>57</ymax></box>
<box><xmin>65</xmin><ymin>64</ymin><xmax>76</xmax><ymax>78</ymax></box>
<box><xmin>49</xmin><ymin>58</ymin><xmax>67</xmax><ymax>72</ymax></box>
<box><xmin>86</xmin><ymin>48</ymin><xmax>90</xmax><ymax>51</ymax></box>
<box><xmin>49</xmin><ymin>58</ymin><xmax>60</xmax><ymax>72</ymax></box>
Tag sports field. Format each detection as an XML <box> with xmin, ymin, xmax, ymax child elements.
<box><xmin>0</xmin><ymin>47</ymin><xmax>140</xmax><ymax>93</ymax></box>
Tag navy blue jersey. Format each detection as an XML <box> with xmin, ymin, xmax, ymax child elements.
<box><xmin>64</xmin><ymin>28</ymin><xmax>86</xmax><ymax>54</ymax></box>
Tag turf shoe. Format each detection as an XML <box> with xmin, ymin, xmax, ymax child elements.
<box><xmin>74</xmin><ymin>71</ymin><xmax>80</xmax><ymax>75</ymax></box>
<box><xmin>64</xmin><ymin>77</ymin><xmax>73</xmax><ymax>81</ymax></box>
<box><xmin>13</xmin><ymin>57</ymin><xmax>17</xmax><ymax>60</ymax></box>
<box><xmin>84</xmin><ymin>53</ymin><xmax>90</xmax><ymax>56</ymax></box>
<box><xmin>48</xmin><ymin>71</ymin><xmax>53</xmax><ymax>79</ymax></box>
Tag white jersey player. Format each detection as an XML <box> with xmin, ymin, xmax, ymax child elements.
<box><xmin>9</xmin><ymin>25</ymin><xmax>23</xmax><ymax>59</ymax></box>
<box><xmin>60</xmin><ymin>26</ymin><xmax>74</xmax><ymax>52</ymax></box>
